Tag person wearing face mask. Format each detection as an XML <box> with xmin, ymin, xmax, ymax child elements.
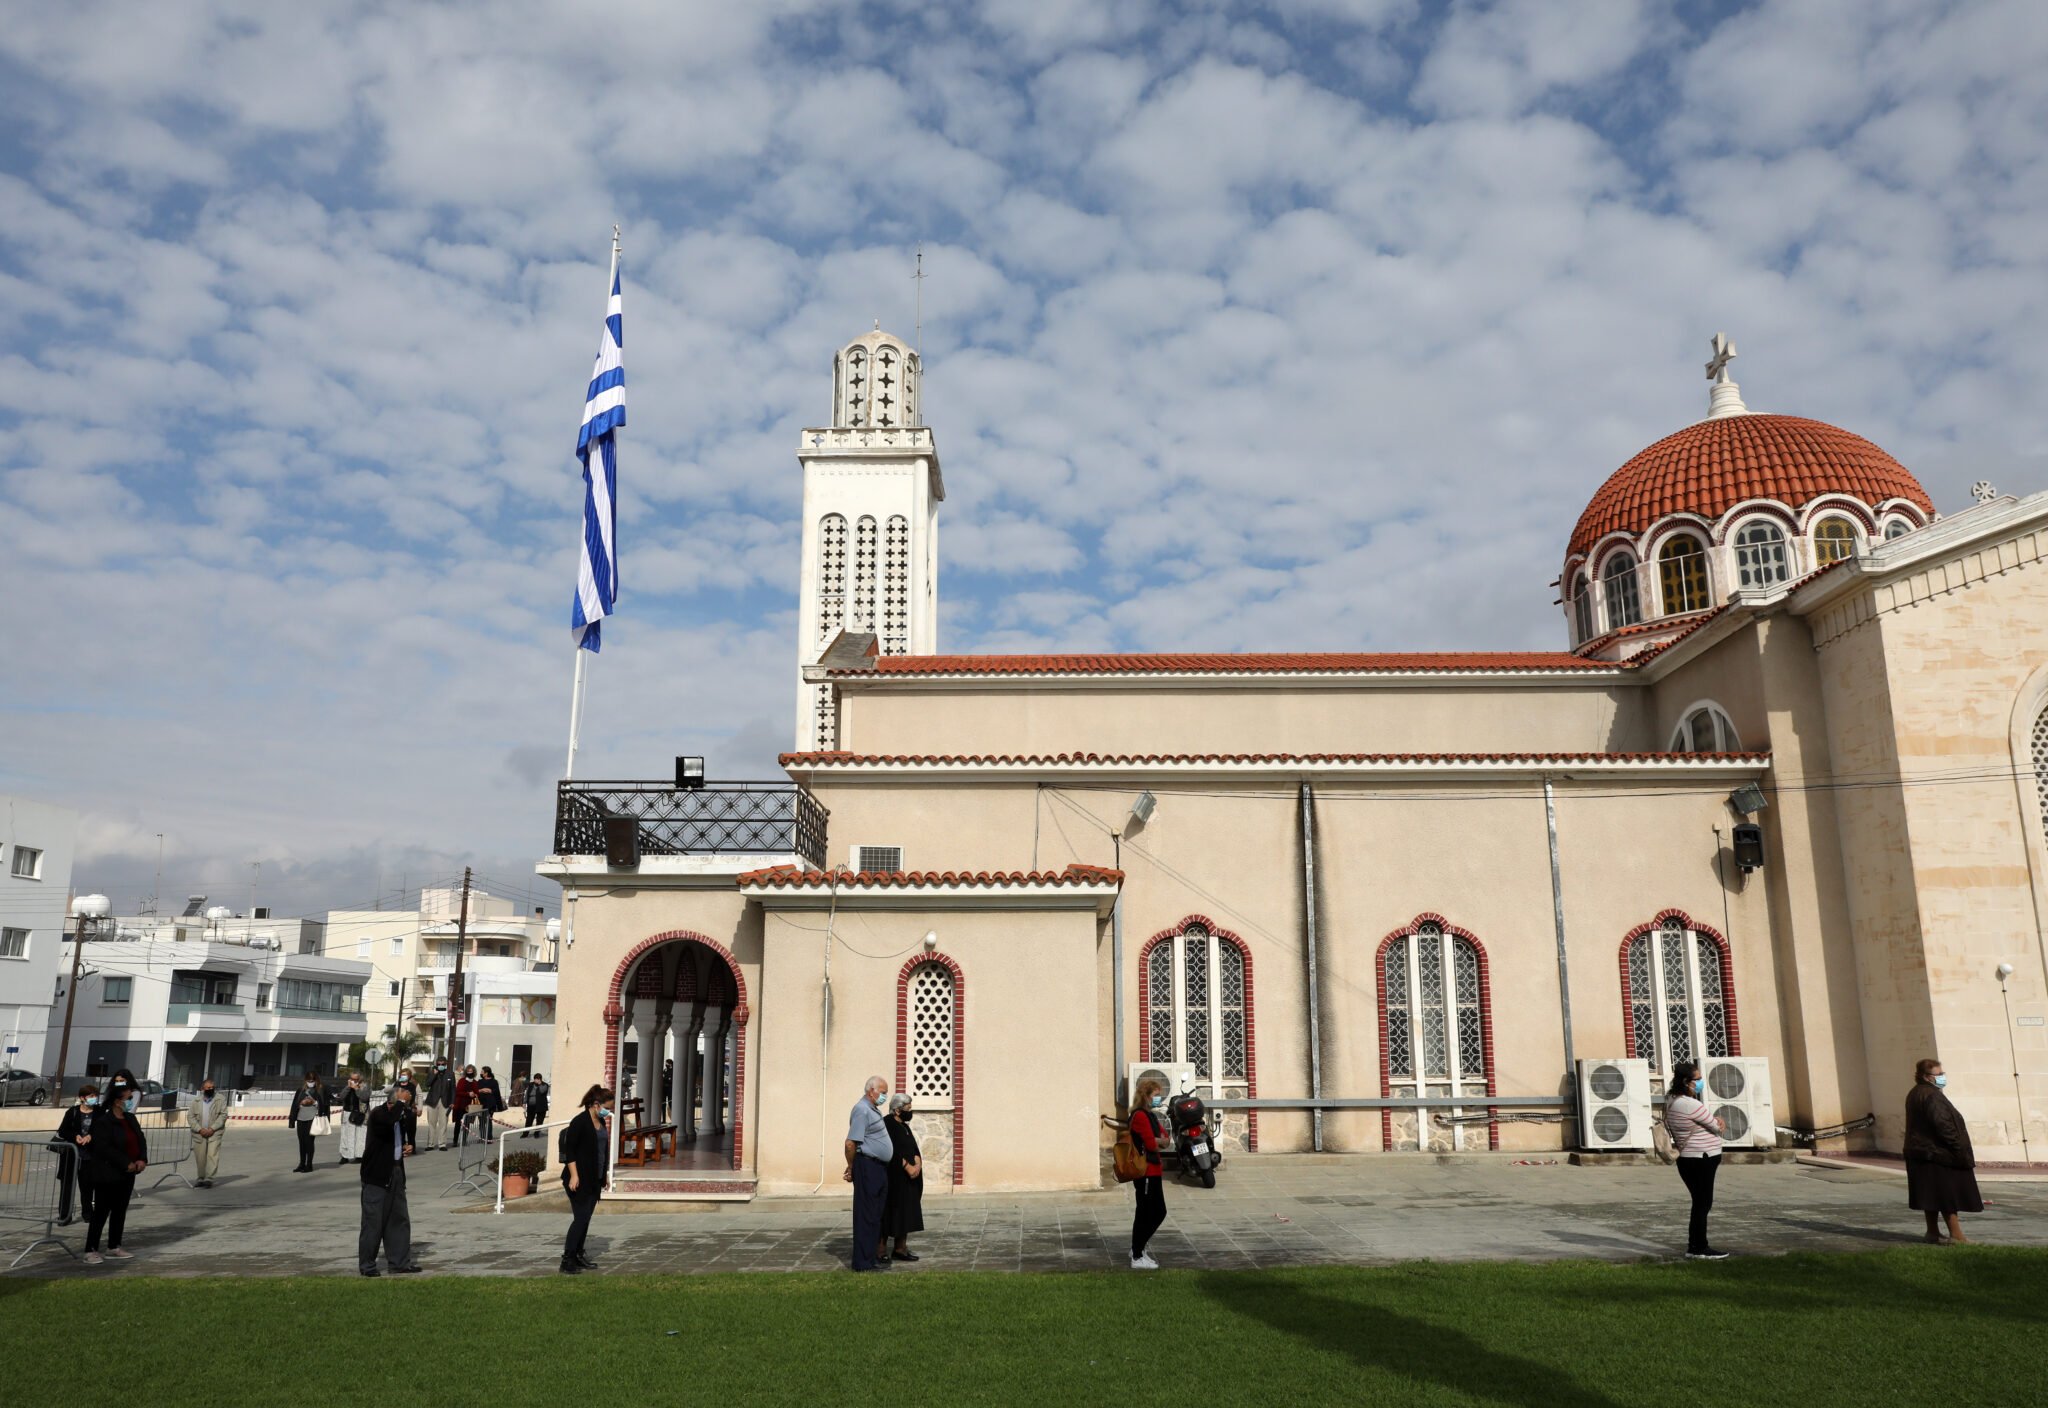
<box><xmin>840</xmin><ymin>1076</ymin><xmax>894</xmax><ymax>1272</ymax></box>
<box><xmin>1905</xmin><ymin>1057</ymin><xmax>1982</xmax><ymax>1244</ymax></box>
<box><xmin>1663</xmin><ymin>1060</ymin><xmax>1730</xmax><ymax>1259</ymax></box>
<box><xmin>291</xmin><ymin>1067</ymin><xmax>332</xmax><ymax>1173</ymax></box>
<box><xmin>476</xmin><ymin>1066</ymin><xmax>504</xmax><ymax>1143</ymax></box>
<box><xmin>186</xmin><ymin>1078</ymin><xmax>230</xmax><ymax>1187</ymax></box>
<box><xmin>878</xmin><ymin>1093</ymin><xmax>925</xmax><ymax>1264</ymax></box>
<box><xmin>452</xmin><ymin>1065</ymin><xmax>480</xmax><ymax>1147</ymax></box>
<box><xmin>421</xmin><ymin>1058</ymin><xmax>456</xmax><ymax>1150</ymax></box>
<box><xmin>55</xmin><ymin>1083</ymin><xmax>101</xmax><ymax>1225</ymax></box>
<box><xmin>558</xmin><ymin>1084</ymin><xmax>614</xmax><ymax>1275</ymax></box>
<box><xmin>523</xmin><ymin>1072</ymin><xmax>551</xmax><ymax>1127</ymax></box>
<box><xmin>1102</xmin><ymin>1076</ymin><xmax>1169</xmax><ymax>1269</ymax></box>
<box><xmin>338</xmin><ymin>1072</ymin><xmax>369</xmax><ymax>1165</ymax></box>
<box><xmin>359</xmin><ymin>1075</ymin><xmax>423</xmax><ymax>1276</ymax></box>
<box><xmin>81</xmin><ymin>1081</ymin><xmax>148</xmax><ymax>1264</ymax></box>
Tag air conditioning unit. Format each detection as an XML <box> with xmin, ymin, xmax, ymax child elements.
<box><xmin>1576</xmin><ymin>1058</ymin><xmax>1653</xmax><ymax>1150</ymax></box>
<box><xmin>1125</xmin><ymin>1062</ymin><xmax>1198</xmax><ymax>1107</ymax></box>
<box><xmin>1701</xmin><ymin>1056</ymin><xmax>1774</xmax><ymax>1148</ymax></box>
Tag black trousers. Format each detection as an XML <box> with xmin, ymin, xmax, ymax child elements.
<box><xmin>86</xmin><ymin>1173</ymin><xmax>134</xmax><ymax>1251</ymax></box>
<box><xmin>564</xmin><ymin>1191</ymin><xmax>600</xmax><ymax>1260</ymax></box>
<box><xmin>295</xmin><ymin>1122</ymin><xmax>316</xmax><ymax>1168</ymax></box>
<box><xmin>850</xmin><ymin>1156</ymin><xmax>888</xmax><ymax>1269</ymax></box>
<box><xmin>359</xmin><ymin>1163</ymin><xmax>412</xmax><ymax>1272</ymax></box>
<box><xmin>1132</xmin><ymin>1174</ymin><xmax>1167</xmax><ymax>1256</ymax></box>
<box><xmin>1677</xmin><ymin>1154</ymin><xmax>1721</xmax><ymax>1251</ymax></box>
<box><xmin>525</xmin><ymin>1108</ymin><xmax>546</xmax><ymax>1128</ymax></box>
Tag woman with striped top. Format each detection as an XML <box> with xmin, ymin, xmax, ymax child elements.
<box><xmin>1664</xmin><ymin>1060</ymin><xmax>1730</xmax><ymax>1260</ymax></box>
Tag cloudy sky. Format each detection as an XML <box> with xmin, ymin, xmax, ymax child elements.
<box><xmin>2</xmin><ymin>0</ymin><xmax>2043</xmax><ymax>919</ymax></box>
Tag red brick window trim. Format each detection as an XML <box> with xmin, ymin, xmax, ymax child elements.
<box><xmin>1376</xmin><ymin>914</ymin><xmax>1498</xmax><ymax>1151</ymax></box>
<box><xmin>1617</xmin><ymin>909</ymin><xmax>1741</xmax><ymax>1073</ymax></box>
<box><xmin>1135</xmin><ymin>916</ymin><xmax>1258</xmax><ymax>1151</ymax></box>
<box><xmin>895</xmin><ymin>952</ymin><xmax>965</xmax><ymax>1186</ymax></box>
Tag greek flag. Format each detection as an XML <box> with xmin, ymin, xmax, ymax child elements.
<box><xmin>572</xmin><ymin>257</ymin><xmax>625</xmax><ymax>651</ymax></box>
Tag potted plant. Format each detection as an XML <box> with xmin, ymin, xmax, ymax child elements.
<box><xmin>496</xmin><ymin>1149</ymin><xmax>546</xmax><ymax>1198</ymax></box>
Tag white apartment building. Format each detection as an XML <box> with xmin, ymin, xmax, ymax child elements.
<box><xmin>0</xmin><ymin>793</ymin><xmax>78</xmax><ymax>1075</ymax></box>
<box><xmin>324</xmin><ymin>886</ymin><xmax>556</xmax><ymax>1080</ymax></box>
<box><xmin>59</xmin><ymin>907</ymin><xmax>370</xmax><ymax>1088</ymax></box>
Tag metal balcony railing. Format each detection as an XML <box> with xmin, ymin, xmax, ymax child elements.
<box><xmin>553</xmin><ymin>781</ymin><xmax>829</xmax><ymax>869</ymax></box>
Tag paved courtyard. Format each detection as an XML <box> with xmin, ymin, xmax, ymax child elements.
<box><xmin>8</xmin><ymin>1129</ymin><xmax>2046</xmax><ymax>1279</ymax></box>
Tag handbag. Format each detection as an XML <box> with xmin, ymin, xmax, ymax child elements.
<box><xmin>1650</xmin><ymin>1119</ymin><xmax>1677</xmax><ymax>1165</ymax></box>
<box><xmin>310</xmin><ymin>1115</ymin><xmax>332</xmax><ymax>1137</ymax></box>
<box><xmin>1112</xmin><ymin>1134</ymin><xmax>1146</xmax><ymax>1183</ymax></box>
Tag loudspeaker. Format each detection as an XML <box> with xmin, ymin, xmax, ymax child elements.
<box><xmin>603</xmin><ymin>816</ymin><xmax>639</xmax><ymax>869</ymax></box>
<box><xmin>1732</xmin><ymin>822</ymin><xmax>1765</xmax><ymax>872</ymax></box>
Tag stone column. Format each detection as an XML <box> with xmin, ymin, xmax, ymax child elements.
<box><xmin>699</xmin><ymin>1008</ymin><xmax>724</xmax><ymax>1135</ymax></box>
<box><xmin>677</xmin><ymin>1013</ymin><xmax>703</xmax><ymax>1141</ymax></box>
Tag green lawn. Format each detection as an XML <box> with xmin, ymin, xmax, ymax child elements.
<box><xmin>10</xmin><ymin>1249</ymin><xmax>2046</xmax><ymax>1406</ymax></box>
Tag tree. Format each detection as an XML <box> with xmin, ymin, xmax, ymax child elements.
<box><xmin>376</xmin><ymin>1025</ymin><xmax>430</xmax><ymax>1085</ymax></box>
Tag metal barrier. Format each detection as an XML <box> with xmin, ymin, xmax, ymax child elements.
<box><xmin>0</xmin><ymin>1138</ymin><xmax>80</xmax><ymax>1269</ymax></box>
<box><xmin>493</xmin><ymin>1118</ymin><xmax>569</xmax><ymax>1213</ymax></box>
<box><xmin>137</xmin><ymin>1114</ymin><xmax>195</xmax><ymax>1194</ymax></box>
<box><xmin>440</xmin><ymin>1127</ymin><xmax>497</xmax><ymax>1198</ymax></box>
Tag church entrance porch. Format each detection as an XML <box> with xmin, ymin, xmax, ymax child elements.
<box><xmin>604</xmin><ymin>933</ymin><xmax>749</xmax><ymax>1181</ymax></box>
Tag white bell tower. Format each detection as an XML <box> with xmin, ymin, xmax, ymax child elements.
<box><xmin>793</xmin><ymin>325</ymin><xmax>943</xmax><ymax>750</ymax></box>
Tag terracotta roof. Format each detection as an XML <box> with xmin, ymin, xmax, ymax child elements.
<box><xmin>780</xmin><ymin>750</ymin><xmax>1770</xmax><ymax>768</ymax></box>
<box><xmin>1567</xmin><ymin>414</ymin><xmax>1933</xmax><ymax>559</ymax></box>
<box><xmin>832</xmin><ymin>651</ymin><xmax>1614</xmax><ymax>678</ymax></box>
<box><xmin>736</xmin><ymin>863</ymin><xmax>1123</xmax><ymax>889</ymax></box>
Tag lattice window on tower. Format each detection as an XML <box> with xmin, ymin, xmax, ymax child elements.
<box><xmin>843</xmin><ymin>346</ymin><xmax>868</xmax><ymax>426</ymax></box>
<box><xmin>908</xmin><ymin>962</ymin><xmax>955</xmax><ymax>1100</ymax></box>
<box><xmin>1146</xmin><ymin>943</ymin><xmax>1173</xmax><ymax>1062</ymax></box>
<box><xmin>883</xmin><ymin>515</ymin><xmax>909</xmax><ymax>654</ymax></box>
<box><xmin>2034</xmin><ymin>705</ymin><xmax>2048</xmax><ymax>855</ymax></box>
<box><xmin>817</xmin><ymin>514</ymin><xmax>847</xmax><ymax>643</ymax></box>
<box><xmin>852</xmin><ymin>516</ymin><xmax>877</xmax><ymax>631</ymax></box>
<box><xmin>874</xmin><ymin>346</ymin><xmax>898</xmax><ymax>427</ymax></box>
<box><xmin>813</xmin><ymin>684</ymin><xmax>837</xmax><ymax>750</ymax></box>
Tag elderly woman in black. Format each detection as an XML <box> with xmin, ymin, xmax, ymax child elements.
<box><xmin>82</xmin><ymin>1081</ymin><xmax>148</xmax><ymax>1264</ymax></box>
<box><xmin>1906</xmin><ymin>1057</ymin><xmax>1982</xmax><ymax>1244</ymax></box>
<box><xmin>877</xmin><ymin>1093</ymin><xmax>924</xmax><ymax>1264</ymax></box>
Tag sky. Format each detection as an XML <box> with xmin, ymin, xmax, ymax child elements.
<box><xmin>1</xmin><ymin>0</ymin><xmax>2044</xmax><ymax>921</ymax></box>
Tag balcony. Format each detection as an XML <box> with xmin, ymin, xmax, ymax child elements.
<box><xmin>553</xmin><ymin>781</ymin><xmax>828</xmax><ymax>869</ymax></box>
<box><xmin>168</xmin><ymin>1002</ymin><xmax>247</xmax><ymax>1032</ymax></box>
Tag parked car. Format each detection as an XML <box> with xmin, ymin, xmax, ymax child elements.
<box><xmin>0</xmin><ymin>1067</ymin><xmax>55</xmax><ymax>1106</ymax></box>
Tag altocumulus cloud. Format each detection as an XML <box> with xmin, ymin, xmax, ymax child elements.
<box><xmin>1</xmin><ymin>0</ymin><xmax>2044</xmax><ymax>914</ymax></box>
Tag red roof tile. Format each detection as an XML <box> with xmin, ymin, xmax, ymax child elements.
<box><xmin>1567</xmin><ymin>414</ymin><xmax>1932</xmax><ymax>559</ymax></box>
<box><xmin>736</xmin><ymin>862</ymin><xmax>1124</xmax><ymax>889</ymax></box>
<box><xmin>833</xmin><ymin>652</ymin><xmax>1613</xmax><ymax>678</ymax></box>
<box><xmin>780</xmin><ymin>750</ymin><xmax>1770</xmax><ymax>768</ymax></box>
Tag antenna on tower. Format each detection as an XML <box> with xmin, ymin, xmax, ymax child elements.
<box><xmin>912</xmin><ymin>241</ymin><xmax>926</xmax><ymax>358</ymax></box>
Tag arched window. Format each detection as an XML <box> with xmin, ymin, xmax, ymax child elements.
<box><xmin>1570</xmin><ymin>571</ymin><xmax>1593</xmax><ymax>644</ymax></box>
<box><xmin>1813</xmin><ymin>517</ymin><xmax>1857</xmax><ymax>564</ymax></box>
<box><xmin>1734</xmin><ymin>521</ymin><xmax>1789</xmax><ymax>588</ymax></box>
<box><xmin>882</xmin><ymin>515</ymin><xmax>909</xmax><ymax>654</ymax></box>
<box><xmin>817</xmin><ymin>514</ymin><xmax>847</xmax><ymax>643</ymax></box>
<box><xmin>897</xmin><ymin>956</ymin><xmax>963</xmax><ymax>1185</ymax></box>
<box><xmin>1623</xmin><ymin>918</ymin><xmax>1735</xmax><ymax>1072</ymax></box>
<box><xmin>1144</xmin><ymin>924</ymin><xmax>1247</xmax><ymax>1086</ymax></box>
<box><xmin>2032</xmin><ymin>703</ymin><xmax>2048</xmax><ymax>855</ymax></box>
<box><xmin>1602</xmin><ymin>553</ymin><xmax>1641</xmax><ymax>629</ymax></box>
<box><xmin>1884</xmin><ymin>518</ymin><xmax>1914</xmax><ymax>541</ymax></box>
<box><xmin>1380</xmin><ymin>920</ymin><xmax>1492</xmax><ymax>1151</ymax></box>
<box><xmin>852</xmin><ymin>515</ymin><xmax>877</xmax><ymax>630</ymax></box>
<box><xmin>1670</xmin><ymin>703</ymin><xmax>1741</xmax><ymax>753</ymax></box>
<box><xmin>1657</xmin><ymin>536</ymin><xmax>1710</xmax><ymax>615</ymax></box>
<box><xmin>907</xmin><ymin>961</ymin><xmax>955</xmax><ymax>1100</ymax></box>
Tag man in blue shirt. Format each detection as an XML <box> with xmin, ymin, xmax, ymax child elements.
<box><xmin>843</xmin><ymin>1076</ymin><xmax>893</xmax><ymax>1271</ymax></box>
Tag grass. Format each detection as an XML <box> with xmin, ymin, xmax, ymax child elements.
<box><xmin>9</xmin><ymin>1249</ymin><xmax>2048</xmax><ymax>1406</ymax></box>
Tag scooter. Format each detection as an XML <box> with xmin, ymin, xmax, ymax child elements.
<box><xmin>1166</xmin><ymin>1089</ymin><xmax>1221</xmax><ymax>1188</ymax></box>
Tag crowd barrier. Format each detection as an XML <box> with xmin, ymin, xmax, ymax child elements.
<box><xmin>0</xmin><ymin>1138</ymin><xmax>78</xmax><ymax>1270</ymax></box>
<box><xmin>440</xmin><ymin>1127</ymin><xmax>497</xmax><ymax>1199</ymax></box>
<box><xmin>493</xmin><ymin>1119</ymin><xmax>568</xmax><ymax>1213</ymax></box>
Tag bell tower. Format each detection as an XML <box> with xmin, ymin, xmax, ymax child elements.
<box><xmin>793</xmin><ymin>326</ymin><xmax>944</xmax><ymax>750</ymax></box>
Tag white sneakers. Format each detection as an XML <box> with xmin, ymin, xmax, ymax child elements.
<box><xmin>1129</xmin><ymin>1253</ymin><xmax>1159</xmax><ymax>1270</ymax></box>
<box><xmin>82</xmin><ymin>1252</ymin><xmax>103</xmax><ymax>1265</ymax></box>
<box><xmin>105</xmin><ymin>1248</ymin><xmax>134</xmax><ymax>1259</ymax></box>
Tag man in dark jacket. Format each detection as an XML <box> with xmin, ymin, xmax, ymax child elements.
<box><xmin>524</xmin><ymin>1074</ymin><xmax>550</xmax><ymax>1128</ymax></box>
<box><xmin>421</xmin><ymin>1059</ymin><xmax>455</xmax><ymax>1151</ymax></box>
<box><xmin>359</xmin><ymin>1079</ymin><xmax>423</xmax><ymax>1277</ymax></box>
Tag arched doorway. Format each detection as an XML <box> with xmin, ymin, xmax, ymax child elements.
<box><xmin>604</xmin><ymin>932</ymin><xmax>748</xmax><ymax>1173</ymax></box>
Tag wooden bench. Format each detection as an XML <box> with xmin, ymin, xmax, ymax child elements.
<box><xmin>615</xmin><ymin>1096</ymin><xmax>677</xmax><ymax>1167</ymax></box>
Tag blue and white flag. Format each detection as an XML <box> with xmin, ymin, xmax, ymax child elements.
<box><xmin>572</xmin><ymin>255</ymin><xmax>625</xmax><ymax>651</ymax></box>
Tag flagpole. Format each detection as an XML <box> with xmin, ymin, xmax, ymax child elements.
<box><xmin>563</xmin><ymin>227</ymin><xmax>621</xmax><ymax>783</ymax></box>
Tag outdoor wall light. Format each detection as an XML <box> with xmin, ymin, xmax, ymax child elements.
<box><xmin>675</xmin><ymin>755</ymin><xmax>706</xmax><ymax>790</ymax></box>
<box><xmin>1126</xmin><ymin>790</ymin><xmax>1157</xmax><ymax>830</ymax></box>
<box><xmin>1728</xmin><ymin>783</ymin><xmax>1768</xmax><ymax>817</ymax></box>
<box><xmin>1732</xmin><ymin>822</ymin><xmax>1766</xmax><ymax>873</ymax></box>
<box><xmin>923</xmin><ymin>930</ymin><xmax>938</xmax><ymax>952</ymax></box>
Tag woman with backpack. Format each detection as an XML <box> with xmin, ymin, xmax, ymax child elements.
<box><xmin>1103</xmin><ymin>1075</ymin><xmax>1169</xmax><ymax>1270</ymax></box>
<box><xmin>1664</xmin><ymin>1059</ymin><xmax>1730</xmax><ymax>1260</ymax></box>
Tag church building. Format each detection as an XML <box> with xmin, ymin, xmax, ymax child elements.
<box><xmin>540</xmin><ymin>329</ymin><xmax>2048</xmax><ymax>1197</ymax></box>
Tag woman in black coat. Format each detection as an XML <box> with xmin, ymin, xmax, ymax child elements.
<box><xmin>558</xmin><ymin>1084</ymin><xmax>613</xmax><ymax>1275</ymax></box>
<box><xmin>1906</xmin><ymin>1057</ymin><xmax>1982</xmax><ymax>1244</ymax></box>
<box><xmin>477</xmin><ymin>1067</ymin><xmax>504</xmax><ymax>1143</ymax></box>
<box><xmin>54</xmin><ymin>1083</ymin><xmax>100</xmax><ymax>1226</ymax></box>
<box><xmin>878</xmin><ymin>1094</ymin><xmax>925</xmax><ymax>1263</ymax></box>
<box><xmin>81</xmin><ymin>1084</ymin><xmax>149</xmax><ymax>1262</ymax></box>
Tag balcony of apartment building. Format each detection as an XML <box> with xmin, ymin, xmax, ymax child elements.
<box><xmin>545</xmin><ymin>773</ymin><xmax>829</xmax><ymax>872</ymax></box>
<box><xmin>166</xmin><ymin>970</ymin><xmax>248</xmax><ymax>1035</ymax></box>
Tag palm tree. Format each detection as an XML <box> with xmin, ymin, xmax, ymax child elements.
<box><xmin>377</xmin><ymin>1025</ymin><xmax>430</xmax><ymax>1086</ymax></box>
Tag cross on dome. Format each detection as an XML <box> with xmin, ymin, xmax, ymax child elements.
<box><xmin>1703</xmin><ymin>332</ymin><xmax>1749</xmax><ymax>420</ymax></box>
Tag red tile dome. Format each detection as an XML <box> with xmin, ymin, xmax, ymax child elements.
<box><xmin>1567</xmin><ymin>414</ymin><xmax>1933</xmax><ymax>560</ymax></box>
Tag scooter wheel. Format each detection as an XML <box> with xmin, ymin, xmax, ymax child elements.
<box><xmin>1199</xmin><ymin>1168</ymin><xmax>1216</xmax><ymax>1189</ymax></box>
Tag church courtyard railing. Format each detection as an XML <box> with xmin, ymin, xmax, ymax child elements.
<box><xmin>553</xmin><ymin>781</ymin><xmax>829</xmax><ymax>869</ymax></box>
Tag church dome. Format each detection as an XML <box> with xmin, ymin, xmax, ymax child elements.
<box><xmin>1566</xmin><ymin>413</ymin><xmax>1934</xmax><ymax>559</ymax></box>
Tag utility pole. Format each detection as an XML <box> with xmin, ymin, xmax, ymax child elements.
<box><xmin>53</xmin><ymin>895</ymin><xmax>91</xmax><ymax>1102</ymax></box>
<box><xmin>448</xmin><ymin>867</ymin><xmax>472</xmax><ymax>1068</ymax></box>
<box><xmin>147</xmin><ymin>834</ymin><xmax>163</xmax><ymax>917</ymax></box>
